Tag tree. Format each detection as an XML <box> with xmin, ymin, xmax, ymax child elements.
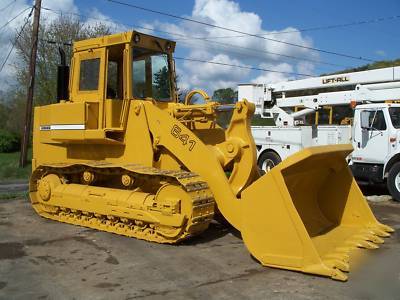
<box><xmin>14</xmin><ymin>15</ymin><xmax>111</xmax><ymax>106</ymax></box>
<box><xmin>321</xmin><ymin>58</ymin><xmax>400</xmax><ymax>76</ymax></box>
<box><xmin>153</xmin><ymin>66</ymin><xmax>170</xmax><ymax>99</ymax></box>
<box><xmin>4</xmin><ymin>15</ymin><xmax>111</xmax><ymax>137</ymax></box>
<box><xmin>211</xmin><ymin>88</ymin><xmax>238</xmax><ymax>129</ymax></box>
<box><xmin>212</xmin><ymin>88</ymin><xmax>238</xmax><ymax>104</ymax></box>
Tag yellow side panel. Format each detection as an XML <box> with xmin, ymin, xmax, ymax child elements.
<box><xmin>86</xmin><ymin>102</ymin><xmax>99</xmax><ymax>129</ymax></box>
<box><xmin>49</xmin><ymin>102</ymin><xmax>86</xmax><ymax>140</ymax></box>
<box><xmin>50</xmin><ymin>102</ymin><xmax>85</xmax><ymax>125</ymax></box>
<box><xmin>104</xmin><ymin>100</ymin><xmax>122</xmax><ymax>128</ymax></box>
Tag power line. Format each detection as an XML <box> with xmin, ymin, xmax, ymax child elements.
<box><xmin>0</xmin><ymin>6</ymin><xmax>32</xmax><ymax>32</ymax></box>
<box><xmin>106</xmin><ymin>0</ymin><xmax>376</xmax><ymax>62</ymax></box>
<box><xmin>176</xmin><ymin>14</ymin><xmax>400</xmax><ymax>40</ymax></box>
<box><xmin>270</xmin><ymin>15</ymin><xmax>400</xmax><ymax>35</ymax></box>
<box><xmin>42</xmin><ymin>6</ymin><xmax>173</xmax><ymax>34</ymax></box>
<box><xmin>42</xmin><ymin>6</ymin><xmax>349</xmax><ymax>70</ymax></box>
<box><xmin>174</xmin><ymin>57</ymin><xmax>313</xmax><ymax>77</ymax></box>
<box><xmin>41</xmin><ymin>6</ymin><xmax>315</xmax><ymax>78</ymax></box>
<box><xmin>179</xmin><ymin>38</ymin><xmax>351</xmax><ymax>69</ymax></box>
<box><xmin>0</xmin><ymin>7</ymin><xmax>34</xmax><ymax>74</ymax></box>
<box><xmin>39</xmin><ymin>37</ymin><xmax>313</xmax><ymax>77</ymax></box>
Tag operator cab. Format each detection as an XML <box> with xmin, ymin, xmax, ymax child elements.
<box><xmin>41</xmin><ymin>31</ymin><xmax>177</xmax><ymax>144</ymax></box>
<box><xmin>71</xmin><ymin>31</ymin><xmax>176</xmax><ymax>133</ymax></box>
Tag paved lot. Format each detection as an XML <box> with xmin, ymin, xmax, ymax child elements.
<box><xmin>0</xmin><ymin>190</ymin><xmax>399</xmax><ymax>299</ymax></box>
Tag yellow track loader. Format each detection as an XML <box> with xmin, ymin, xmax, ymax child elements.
<box><xmin>30</xmin><ymin>31</ymin><xmax>393</xmax><ymax>281</ymax></box>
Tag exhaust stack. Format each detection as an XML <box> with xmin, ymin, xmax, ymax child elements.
<box><xmin>56</xmin><ymin>47</ymin><xmax>69</xmax><ymax>102</ymax></box>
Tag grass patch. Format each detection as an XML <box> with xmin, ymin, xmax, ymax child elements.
<box><xmin>0</xmin><ymin>149</ymin><xmax>31</xmax><ymax>182</ymax></box>
<box><xmin>0</xmin><ymin>191</ymin><xmax>28</xmax><ymax>200</ymax></box>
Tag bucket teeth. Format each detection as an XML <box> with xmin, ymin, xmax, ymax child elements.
<box><xmin>331</xmin><ymin>268</ymin><xmax>348</xmax><ymax>282</ymax></box>
<box><xmin>335</xmin><ymin>261</ymin><xmax>350</xmax><ymax>272</ymax></box>
<box><xmin>355</xmin><ymin>233</ymin><xmax>385</xmax><ymax>245</ymax></box>
<box><xmin>326</xmin><ymin>260</ymin><xmax>350</xmax><ymax>272</ymax></box>
<box><xmin>366</xmin><ymin>234</ymin><xmax>384</xmax><ymax>244</ymax></box>
<box><xmin>356</xmin><ymin>240</ymin><xmax>379</xmax><ymax>249</ymax></box>
<box><xmin>378</xmin><ymin>223</ymin><xmax>395</xmax><ymax>233</ymax></box>
<box><xmin>369</xmin><ymin>228</ymin><xmax>390</xmax><ymax>238</ymax></box>
<box><xmin>344</xmin><ymin>236</ymin><xmax>379</xmax><ymax>249</ymax></box>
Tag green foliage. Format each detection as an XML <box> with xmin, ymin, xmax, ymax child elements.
<box><xmin>251</xmin><ymin>114</ymin><xmax>275</xmax><ymax>126</ymax></box>
<box><xmin>322</xmin><ymin>59</ymin><xmax>400</xmax><ymax>76</ymax></box>
<box><xmin>0</xmin><ymin>130</ymin><xmax>20</xmax><ymax>153</ymax></box>
<box><xmin>153</xmin><ymin>66</ymin><xmax>170</xmax><ymax>99</ymax></box>
<box><xmin>0</xmin><ymin>191</ymin><xmax>28</xmax><ymax>200</ymax></box>
<box><xmin>0</xmin><ymin>150</ymin><xmax>31</xmax><ymax>181</ymax></box>
<box><xmin>14</xmin><ymin>15</ymin><xmax>112</xmax><ymax>107</ymax></box>
<box><xmin>212</xmin><ymin>88</ymin><xmax>238</xmax><ymax>104</ymax></box>
<box><xmin>0</xmin><ymin>15</ymin><xmax>113</xmax><ymax>144</ymax></box>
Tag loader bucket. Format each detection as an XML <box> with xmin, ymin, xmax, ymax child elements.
<box><xmin>241</xmin><ymin>144</ymin><xmax>394</xmax><ymax>281</ymax></box>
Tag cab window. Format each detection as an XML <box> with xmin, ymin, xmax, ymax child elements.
<box><xmin>132</xmin><ymin>48</ymin><xmax>171</xmax><ymax>101</ymax></box>
<box><xmin>79</xmin><ymin>58</ymin><xmax>100</xmax><ymax>91</ymax></box>
<box><xmin>106</xmin><ymin>44</ymin><xmax>124</xmax><ymax>99</ymax></box>
<box><xmin>389</xmin><ymin>107</ymin><xmax>400</xmax><ymax>129</ymax></box>
<box><xmin>361</xmin><ymin>110</ymin><xmax>387</xmax><ymax>131</ymax></box>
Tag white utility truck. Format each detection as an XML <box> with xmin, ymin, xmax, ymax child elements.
<box><xmin>239</xmin><ymin>66</ymin><xmax>400</xmax><ymax>201</ymax></box>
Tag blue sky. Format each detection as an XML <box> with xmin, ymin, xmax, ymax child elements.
<box><xmin>80</xmin><ymin>0</ymin><xmax>400</xmax><ymax>64</ymax></box>
<box><xmin>1</xmin><ymin>0</ymin><xmax>399</xmax><ymax>92</ymax></box>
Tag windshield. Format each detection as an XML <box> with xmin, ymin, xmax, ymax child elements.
<box><xmin>389</xmin><ymin>107</ymin><xmax>400</xmax><ymax>129</ymax></box>
<box><xmin>132</xmin><ymin>48</ymin><xmax>172</xmax><ymax>101</ymax></box>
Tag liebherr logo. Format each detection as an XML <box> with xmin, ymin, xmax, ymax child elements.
<box><xmin>322</xmin><ymin>76</ymin><xmax>350</xmax><ymax>84</ymax></box>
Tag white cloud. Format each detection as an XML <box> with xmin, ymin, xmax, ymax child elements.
<box><xmin>0</xmin><ymin>0</ymin><xmax>319</xmax><ymax>94</ymax></box>
<box><xmin>0</xmin><ymin>0</ymin><xmax>31</xmax><ymax>90</ymax></box>
<box><xmin>147</xmin><ymin>0</ymin><xmax>318</xmax><ymax>92</ymax></box>
<box><xmin>251</xmin><ymin>62</ymin><xmax>295</xmax><ymax>84</ymax></box>
<box><xmin>0</xmin><ymin>0</ymin><xmax>127</xmax><ymax>92</ymax></box>
<box><xmin>0</xmin><ymin>0</ymin><xmax>79</xmax><ymax>91</ymax></box>
<box><xmin>42</xmin><ymin>0</ymin><xmax>78</xmax><ymax>18</ymax></box>
<box><xmin>83</xmin><ymin>8</ymin><xmax>127</xmax><ymax>33</ymax></box>
<box><xmin>181</xmin><ymin>53</ymin><xmax>250</xmax><ymax>91</ymax></box>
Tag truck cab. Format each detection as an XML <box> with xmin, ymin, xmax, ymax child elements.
<box><xmin>351</xmin><ymin>103</ymin><xmax>400</xmax><ymax>199</ymax></box>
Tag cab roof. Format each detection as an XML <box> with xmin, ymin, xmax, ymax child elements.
<box><xmin>73</xmin><ymin>31</ymin><xmax>176</xmax><ymax>53</ymax></box>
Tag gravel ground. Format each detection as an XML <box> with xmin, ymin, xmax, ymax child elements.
<box><xmin>0</xmin><ymin>186</ymin><xmax>399</xmax><ymax>299</ymax></box>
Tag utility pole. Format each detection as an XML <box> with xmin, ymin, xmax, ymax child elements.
<box><xmin>19</xmin><ymin>0</ymin><xmax>41</xmax><ymax>167</ymax></box>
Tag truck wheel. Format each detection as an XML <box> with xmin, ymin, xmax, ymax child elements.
<box><xmin>387</xmin><ymin>162</ymin><xmax>400</xmax><ymax>202</ymax></box>
<box><xmin>258</xmin><ymin>151</ymin><xmax>281</xmax><ymax>173</ymax></box>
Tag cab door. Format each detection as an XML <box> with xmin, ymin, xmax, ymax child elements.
<box><xmin>70</xmin><ymin>48</ymin><xmax>106</xmax><ymax>130</ymax></box>
<box><xmin>353</xmin><ymin>108</ymin><xmax>389</xmax><ymax>164</ymax></box>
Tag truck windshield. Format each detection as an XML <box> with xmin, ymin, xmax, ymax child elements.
<box><xmin>389</xmin><ymin>107</ymin><xmax>400</xmax><ymax>129</ymax></box>
<box><xmin>132</xmin><ymin>48</ymin><xmax>171</xmax><ymax>101</ymax></box>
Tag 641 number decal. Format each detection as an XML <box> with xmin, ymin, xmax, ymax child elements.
<box><xmin>171</xmin><ymin>124</ymin><xmax>196</xmax><ymax>151</ymax></box>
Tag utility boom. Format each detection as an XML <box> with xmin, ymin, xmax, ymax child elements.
<box><xmin>239</xmin><ymin>66</ymin><xmax>400</xmax><ymax>201</ymax></box>
<box><xmin>240</xmin><ymin>66</ymin><xmax>400</xmax><ymax>126</ymax></box>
